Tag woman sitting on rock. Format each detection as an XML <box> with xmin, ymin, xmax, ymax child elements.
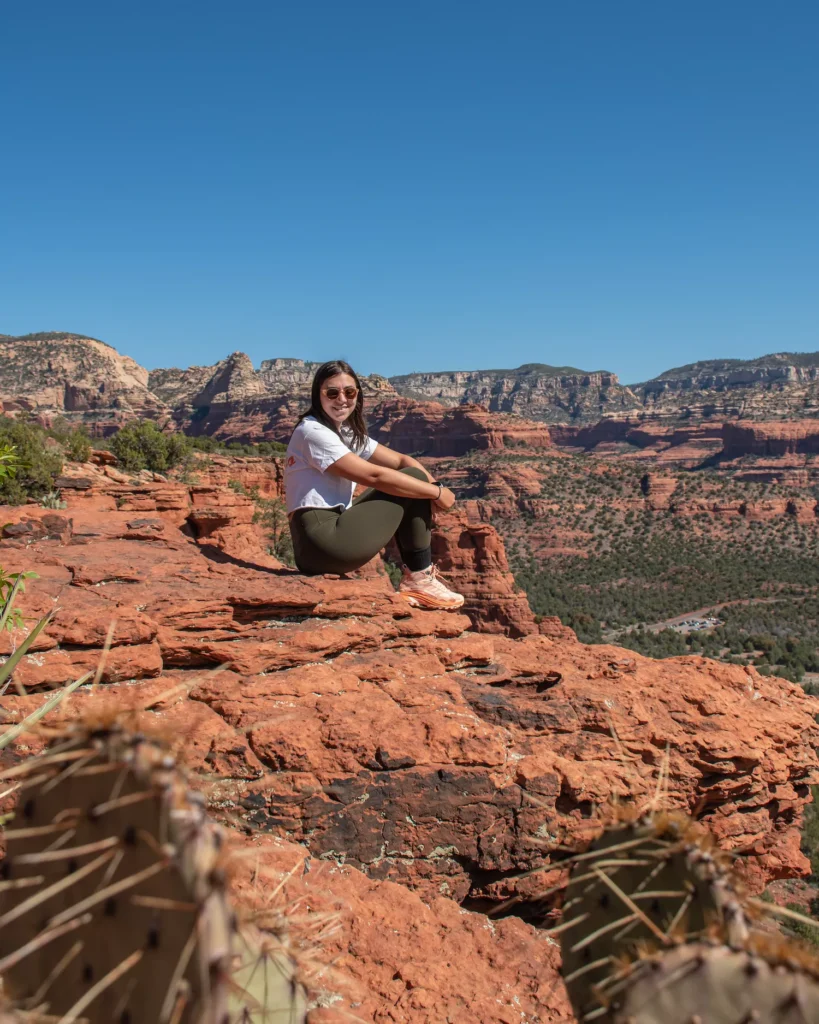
<box><xmin>285</xmin><ymin>359</ymin><xmax>464</xmax><ymax>610</ymax></box>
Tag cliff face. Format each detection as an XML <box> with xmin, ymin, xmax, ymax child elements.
<box><xmin>390</xmin><ymin>364</ymin><xmax>640</xmax><ymax>423</ymax></box>
<box><xmin>640</xmin><ymin>354</ymin><xmax>819</xmax><ymax>390</ymax></box>
<box><xmin>151</xmin><ymin>354</ymin><xmax>399</xmax><ymax>442</ymax></box>
<box><xmin>369</xmin><ymin>401</ymin><xmax>553</xmax><ymax>457</ymax></box>
<box><xmin>367</xmin><ymin>397</ymin><xmax>448</xmax><ymax>453</ymax></box>
<box><xmin>630</xmin><ymin>355</ymin><xmax>819</xmax><ymax>424</ymax></box>
<box><xmin>0</xmin><ymin>332</ymin><xmax>169</xmax><ymax>432</ymax></box>
<box><xmin>390</xmin><ymin>353</ymin><xmax>819</xmax><ymax>427</ymax></box>
<box><xmin>430</xmin><ymin>405</ymin><xmax>552</xmax><ymax>456</ymax></box>
<box><xmin>150</xmin><ymin>352</ymin><xmax>295</xmax><ymax>441</ymax></box>
<box><xmin>721</xmin><ymin>420</ymin><xmax>819</xmax><ymax>458</ymax></box>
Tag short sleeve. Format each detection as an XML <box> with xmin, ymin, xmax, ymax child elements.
<box><xmin>359</xmin><ymin>436</ymin><xmax>378</xmax><ymax>461</ymax></box>
<box><xmin>301</xmin><ymin>421</ymin><xmax>355</xmax><ymax>472</ymax></box>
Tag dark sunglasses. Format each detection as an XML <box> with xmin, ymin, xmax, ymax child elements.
<box><xmin>323</xmin><ymin>386</ymin><xmax>358</xmax><ymax>400</ymax></box>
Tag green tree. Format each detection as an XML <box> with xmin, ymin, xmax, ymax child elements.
<box><xmin>0</xmin><ymin>418</ymin><xmax>62</xmax><ymax>505</ymax></box>
<box><xmin>64</xmin><ymin>424</ymin><xmax>92</xmax><ymax>463</ymax></box>
<box><xmin>252</xmin><ymin>496</ymin><xmax>295</xmax><ymax>566</ymax></box>
<box><xmin>110</xmin><ymin>421</ymin><xmax>190</xmax><ymax>472</ymax></box>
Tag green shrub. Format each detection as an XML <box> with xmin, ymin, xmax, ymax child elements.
<box><xmin>187</xmin><ymin>436</ymin><xmax>286</xmax><ymax>456</ymax></box>
<box><xmin>0</xmin><ymin>443</ymin><xmax>18</xmax><ymax>486</ymax></box>
<box><xmin>45</xmin><ymin>417</ymin><xmax>91</xmax><ymax>461</ymax></box>
<box><xmin>110</xmin><ymin>421</ymin><xmax>191</xmax><ymax>473</ymax></box>
<box><xmin>44</xmin><ymin>415</ymin><xmax>72</xmax><ymax>443</ymax></box>
<box><xmin>383</xmin><ymin>559</ymin><xmax>402</xmax><ymax>589</ymax></box>
<box><xmin>0</xmin><ymin>418</ymin><xmax>62</xmax><ymax>505</ymax></box>
<box><xmin>252</xmin><ymin>496</ymin><xmax>295</xmax><ymax>566</ymax></box>
<box><xmin>0</xmin><ymin>566</ymin><xmax>37</xmax><ymax>632</ymax></box>
<box><xmin>783</xmin><ymin>900</ymin><xmax>819</xmax><ymax>946</ymax></box>
<box><xmin>64</xmin><ymin>424</ymin><xmax>92</xmax><ymax>463</ymax></box>
<box><xmin>227</xmin><ymin>480</ymin><xmax>295</xmax><ymax>565</ymax></box>
<box><xmin>801</xmin><ymin>784</ymin><xmax>819</xmax><ymax>881</ymax></box>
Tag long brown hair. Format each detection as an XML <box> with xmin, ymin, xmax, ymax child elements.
<box><xmin>296</xmin><ymin>360</ymin><xmax>369</xmax><ymax>450</ymax></box>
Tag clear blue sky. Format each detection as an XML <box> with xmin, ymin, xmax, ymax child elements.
<box><xmin>2</xmin><ymin>1</ymin><xmax>817</xmax><ymax>384</ymax></box>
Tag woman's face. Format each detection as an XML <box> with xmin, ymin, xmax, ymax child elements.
<box><xmin>319</xmin><ymin>372</ymin><xmax>359</xmax><ymax>428</ymax></box>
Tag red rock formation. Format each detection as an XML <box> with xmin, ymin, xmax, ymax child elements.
<box><xmin>369</xmin><ymin>400</ymin><xmax>551</xmax><ymax>457</ymax></box>
<box><xmin>431</xmin><ymin>507</ymin><xmax>540</xmax><ymax>637</ymax></box>
<box><xmin>188</xmin><ymin>453</ymin><xmax>284</xmax><ymax>500</ymax></box>
<box><xmin>2</xmin><ymin>496</ymin><xmax>816</xmax><ymax>907</ymax></box>
<box><xmin>430</xmin><ymin>405</ymin><xmax>552</xmax><ymax>457</ymax></box>
<box><xmin>232</xmin><ymin>834</ymin><xmax>571</xmax><ymax>1024</ymax></box>
<box><xmin>551</xmin><ymin>419</ymin><xmax>724</xmax><ymax>463</ymax></box>
<box><xmin>2</xmin><ymin>460</ymin><xmax>819</xmax><ymax>1019</ymax></box>
<box><xmin>152</xmin><ymin>354</ymin><xmax>401</xmax><ymax>444</ymax></box>
<box><xmin>640</xmin><ymin>473</ymin><xmax>679</xmax><ymax>509</ymax></box>
<box><xmin>367</xmin><ymin>397</ymin><xmax>447</xmax><ymax>453</ymax></box>
<box><xmin>549</xmin><ymin>418</ymin><xmax>636</xmax><ymax>448</ymax></box>
<box><xmin>722</xmin><ymin>420</ymin><xmax>819</xmax><ymax>458</ymax></box>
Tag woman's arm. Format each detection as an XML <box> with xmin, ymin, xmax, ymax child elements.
<box><xmin>326</xmin><ymin>450</ymin><xmax>455</xmax><ymax>508</ymax></box>
<box><xmin>367</xmin><ymin>443</ymin><xmax>432</xmax><ymax>480</ymax></box>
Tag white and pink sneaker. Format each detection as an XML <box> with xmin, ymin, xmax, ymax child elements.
<box><xmin>399</xmin><ymin>565</ymin><xmax>465</xmax><ymax>610</ymax></box>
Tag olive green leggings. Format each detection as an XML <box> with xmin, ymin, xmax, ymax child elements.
<box><xmin>289</xmin><ymin>467</ymin><xmax>432</xmax><ymax>575</ymax></box>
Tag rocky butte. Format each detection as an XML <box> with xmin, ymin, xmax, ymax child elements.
<box><xmin>0</xmin><ymin>448</ymin><xmax>818</xmax><ymax>1021</ymax></box>
<box><xmin>0</xmin><ymin>332</ymin><xmax>168</xmax><ymax>432</ymax></box>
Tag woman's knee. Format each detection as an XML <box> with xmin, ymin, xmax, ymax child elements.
<box><xmin>398</xmin><ymin>466</ymin><xmax>428</xmax><ymax>483</ymax></box>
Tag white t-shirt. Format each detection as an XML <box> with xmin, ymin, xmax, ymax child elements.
<box><xmin>284</xmin><ymin>416</ymin><xmax>379</xmax><ymax>514</ymax></box>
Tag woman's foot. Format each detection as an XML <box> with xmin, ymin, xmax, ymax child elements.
<box><xmin>398</xmin><ymin>565</ymin><xmax>465</xmax><ymax>610</ymax></box>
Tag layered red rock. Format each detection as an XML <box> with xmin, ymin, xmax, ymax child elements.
<box><xmin>430</xmin><ymin>405</ymin><xmax>551</xmax><ymax>456</ymax></box>
<box><xmin>640</xmin><ymin>473</ymin><xmax>679</xmax><ymax>509</ymax></box>
<box><xmin>187</xmin><ymin>453</ymin><xmax>284</xmax><ymax>499</ymax></box>
<box><xmin>722</xmin><ymin>420</ymin><xmax>819</xmax><ymax>458</ymax></box>
<box><xmin>2</xmin><ymin>457</ymin><xmax>819</xmax><ymax>1022</ymax></box>
<box><xmin>430</xmin><ymin>507</ymin><xmax>541</xmax><ymax>637</ymax></box>
<box><xmin>369</xmin><ymin>401</ymin><xmax>552</xmax><ymax>457</ymax></box>
<box><xmin>551</xmin><ymin>419</ymin><xmax>724</xmax><ymax>463</ymax></box>
<box><xmin>367</xmin><ymin>397</ymin><xmax>447</xmax><ymax>453</ymax></box>
<box><xmin>3</xmin><ymin>493</ymin><xmax>815</xmax><ymax>909</ymax></box>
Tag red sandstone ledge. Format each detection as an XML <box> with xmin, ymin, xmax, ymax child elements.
<box><xmin>0</xmin><ymin>466</ymin><xmax>817</xmax><ymax>1022</ymax></box>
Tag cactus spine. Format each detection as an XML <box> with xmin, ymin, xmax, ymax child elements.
<box><xmin>557</xmin><ymin>811</ymin><xmax>749</xmax><ymax>1020</ymax></box>
<box><xmin>0</xmin><ymin>719</ymin><xmax>307</xmax><ymax>1023</ymax></box>
<box><xmin>228</xmin><ymin>927</ymin><xmax>309</xmax><ymax>1022</ymax></box>
<box><xmin>602</xmin><ymin>936</ymin><xmax>819</xmax><ymax>1024</ymax></box>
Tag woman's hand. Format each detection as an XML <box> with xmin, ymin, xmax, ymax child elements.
<box><xmin>433</xmin><ymin>485</ymin><xmax>456</xmax><ymax>511</ymax></box>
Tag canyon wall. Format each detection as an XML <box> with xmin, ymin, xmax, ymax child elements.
<box><xmin>4</xmin><ymin>334</ymin><xmax>819</xmax><ymax>460</ymax></box>
<box><xmin>390</xmin><ymin>364</ymin><xmax>639</xmax><ymax>423</ymax></box>
<box><xmin>722</xmin><ymin>420</ymin><xmax>819</xmax><ymax>458</ymax></box>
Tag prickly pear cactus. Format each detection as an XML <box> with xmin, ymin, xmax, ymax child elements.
<box><xmin>228</xmin><ymin>927</ymin><xmax>308</xmax><ymax>1023</ymax></box>
<box><xmin>601</xmin><ymin>936</ymin><xmax>819</xmax><ymax>1024</ymax></box>
<box><xmin>558</xmin><ymin>811</ymin><xmax>748</xmax><ymax>1021</ymax></box>
<box><xmin>0</xmin><ymin>720</ymin><xmax>236</xmax><ymax>1023</ymax></box>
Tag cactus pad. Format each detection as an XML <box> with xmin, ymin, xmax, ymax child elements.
<box><xmin>601</xmin><ymin>936</ymin><xmax>819</xmax><ymax>1024</ymax></box>
<box><xmin>228</xmin><ymin>926</ymin><xmax>308</xmax><ymax>1022</ymax></box>
<box><xmin>557</xmin><ymin>811</ymin><xmax>748</xmax><ymax>1020</ymax></box>
<box><xmin>0</xmin><ymin>720</ymin><xmax>236</xmax><ymax>1023</ymax></box>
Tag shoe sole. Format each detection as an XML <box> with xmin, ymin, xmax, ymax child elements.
<box><xmin>399</xmin><ymin>591</ymin><xmax>465</xmax><ymax>611</ymax></box>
